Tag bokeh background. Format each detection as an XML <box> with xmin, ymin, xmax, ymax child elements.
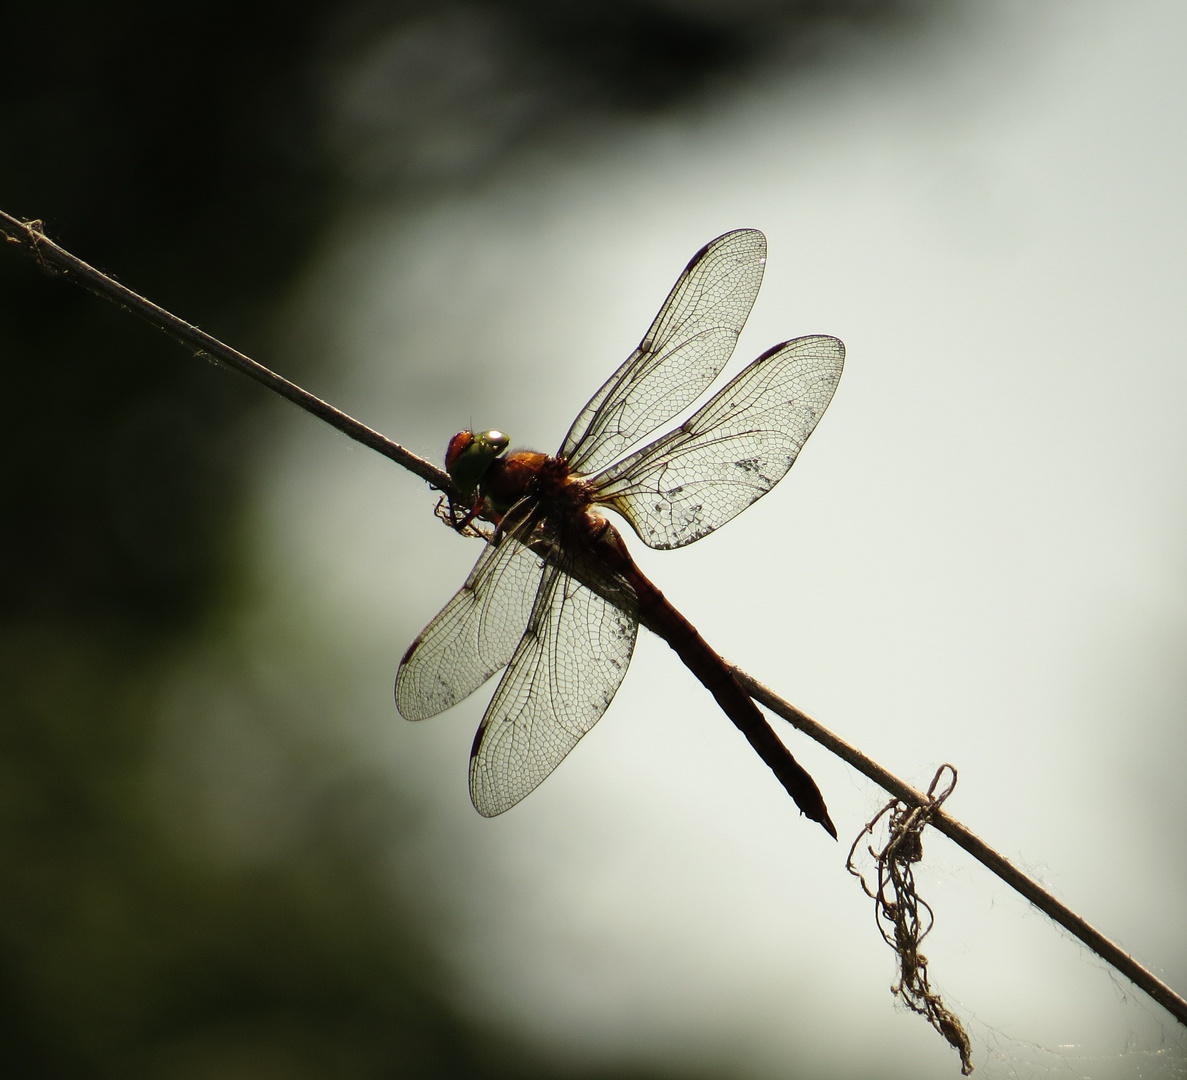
<box><xmin>2</xmin><ymin>0</ymin><xmax>1185</xmax><ymax>1077</ymax></box>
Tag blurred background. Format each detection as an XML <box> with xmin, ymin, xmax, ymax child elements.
<box><xmin>2</xmin><ymin>0</ymin><xmax>1186</xmax><ymax>1077</ymax></box>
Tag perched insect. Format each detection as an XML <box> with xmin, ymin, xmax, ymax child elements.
<box><xmin>397</xmin><ymin>229</ymin><xmax>844</xmax><ymax>835</ymax></box>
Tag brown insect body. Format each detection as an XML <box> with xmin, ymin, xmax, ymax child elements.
<box><xmin>477</xmin><ymin>446</ymin><xmax>838</xmax><ymax>837</ymax></box>
<box><xmin>481</xmin><ymin>450</ymin><xmax>591</xmax><ymax>520</ymax></box>
<box><xmin>397</xmin><ymin>229</ymin><xmax>844</xmax><ymax>833</ymax></box>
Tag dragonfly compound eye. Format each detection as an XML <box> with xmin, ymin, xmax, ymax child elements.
<box><xmin>446</xmin><ymin>429</ymin><xmax>511</xmax><ymax>501</ymax></box>
<box><xmin>445</xmin><ymin>431</ymin><xmax>474</xmax><ymax>472</ymax></box>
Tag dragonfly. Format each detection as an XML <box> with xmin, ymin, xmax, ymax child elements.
<box><xmin>396</xmin><ymin>229</ymin><xmax>844</xmax><ymax>836</ymax></box>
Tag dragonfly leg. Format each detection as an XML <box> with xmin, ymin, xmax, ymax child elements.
<box><xmin>436</xmin><ymin>493</ymin><xmax>482</xmax><ymax>532</ymax></box>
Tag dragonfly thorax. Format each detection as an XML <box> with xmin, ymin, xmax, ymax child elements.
<box><xmin>482</xmin><ymin>450</ymin><xmax>595</xmax><ymax>522</ymax></box>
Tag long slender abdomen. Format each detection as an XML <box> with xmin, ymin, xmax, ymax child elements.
<box><xmin>594</xmin><ymin>524</ymin><xmax>836</xmax><ymax>838</ymax></box>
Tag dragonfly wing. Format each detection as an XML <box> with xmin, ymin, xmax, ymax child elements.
<box><xmin>560</xmin><ymin>229</ymin><xmax>768</xmax><ymax>475</ymax></box>
<box><xmin>593</xmin><ymin>335</ymin><xmax>844</xmax><ymax>549</ymax></box>
<box><xmin>469</xmin><ymin>564</ymin><xmax>639</xmax><ymax>816</ymax></box>
<box><xmin>396</xmin><ymin>505</ymin><xmax>543</xmax><ymax>721</ymax></box>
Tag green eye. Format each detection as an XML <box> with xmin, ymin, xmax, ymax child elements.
<box><xmin>445</xmin><ymin>429</ymin><xmax>510</xmax><ymax>501</ymax></box>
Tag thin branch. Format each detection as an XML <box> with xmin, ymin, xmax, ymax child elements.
<box><xmin>736</xmin><ymin>668</ymin><xmax>1187</xmax><ymax>1029</ymax></box>
<box><xmin>0</xmin><ymin>209</ymin><xmax>457</xmax><ymax>500</ymax></box>
<box><xmin>4</xmin><ymin>209</ymin><xmax>1185</xmax><ymax>1032</ymax></box>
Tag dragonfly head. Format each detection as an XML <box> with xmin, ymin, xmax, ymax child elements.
<box><xmin>445</xmin><ymin>429</ymin><xmax>510</xmax><ymax>502</ymax></box>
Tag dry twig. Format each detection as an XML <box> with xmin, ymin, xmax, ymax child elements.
<box><xmin>847</xmin><ymin>766</ymin><xmax>973</xmax><ymax>1074</ymax></box>
<box><xmin>4</xmin><ymin>209</ymin><xmax>1186</xmax><ymax>1039</ymax></box>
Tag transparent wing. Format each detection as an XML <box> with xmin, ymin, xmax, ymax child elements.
<box><xmin>591</xmin><ymin>335</ymin><xmax>845</xmax><ymax>549</ymax></box>
<box><xmin>469</xmin><ymin>564</ymin><xmax>639</xmax><ymax>816</ymax></box>
<box><xmin>560</xmin><ymin>229</ymin><xmax>767</xmax><ymax>475</ymax></box>
<box><xmin>395</xmin><ymin>505</ymin><xmax>542</xmax><ymax>721</ymax></box>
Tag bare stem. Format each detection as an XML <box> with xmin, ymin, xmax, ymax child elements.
<box><xmin>735</xmin><ymin>668</ymin><xmax>1187</xmax><ymax>1029</ymax></box>
<box><xmin>4</xmin><ymin>209</ymin><xmax>1184</xmax><ymax>1032</ymax></box>
<box><xmin>0</xmin><ymin>209</ymin><xmax>457</xmax><ymax>500</ymax></box>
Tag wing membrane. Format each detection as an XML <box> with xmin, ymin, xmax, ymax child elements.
<box><xmin>469</xmin><ymin>565</ymin><xmax>638</xmax><ymax>816</ymax></box>
<box><xmin>395</xmin><ymin>505</ymin><xmax>542</xmax><ymax>721</ymax></box>
<box><xmin>592</xmin><ymin>335</ymin><xmax>845</xmax><ymax>549</ymax></box>
<box><xmin>560</xmin><ymin>229</ymin><xmax>767</xmax><ymax>474</ymax></box>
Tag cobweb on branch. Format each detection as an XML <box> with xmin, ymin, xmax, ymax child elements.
<box><xmin>848</xmin><ymin>764</ymin><xmax>974</xmax><ymax>1075</ymax></box>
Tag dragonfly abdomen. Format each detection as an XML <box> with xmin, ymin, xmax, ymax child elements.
<box><xmin>589</xmin><ymin>521</ymin><xmax>837</xmax><ymax>838</ymax></box>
